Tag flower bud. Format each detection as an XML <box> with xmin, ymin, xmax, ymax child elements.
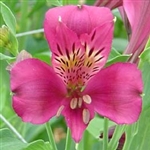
<box><xmin>0</xmin><ymin>25</ymin><xmax>18</xmax><ymax>55</ymax></box>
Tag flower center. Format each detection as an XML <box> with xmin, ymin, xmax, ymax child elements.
<box><xmin>70</xmin><ymin>94</ymin><xmax>92</xmax><ymax>109</ymax></box>
<box><xmin>70</xmin><ymin>94</ymin><xmax>92</xmax><ymax>124</ymax></box>
<box><xmin>53</xmin><ymin>42</ymin><xmax>104</xmax><ymax>89</ymax></box>
<box><xmin>56</xmin><ymin>93</ymin><xmax>92</xmax><ymax>124</ymax></box>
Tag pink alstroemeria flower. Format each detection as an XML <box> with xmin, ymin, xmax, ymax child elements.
<box><xmin>94</xmin><ymin>0</ymin><xmax>122</xmax><ymax>9</ymax></box>
<box><xmin>122</xmin><ymin>0</ymin><xmax>150</xmax><ymax>63</ymax></box>
<box><xmin>94</xmin><ymin>0</ymin><xmax>150</xmax><ymax>63</ymax></box>
<box><xmin>11</xmin><ymin>5</ymin><xmax>143</xmax><ymax>142</ymax></box>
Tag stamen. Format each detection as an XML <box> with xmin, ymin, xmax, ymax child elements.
<box><xmin>82</xmin><ymin>109</ymin><xmax>90</xmax><ymax>124</ymax></box>
<box><xmin>70</xmin><ymin>98</ymin><xmax>78</xmax><ymax>109</ymax></box>
<box><xmin>56</xmin><ymin>105</ymin><xmax>64</xmax><ymax>117</ymax></box>
<box><xmin>75</xmin><ymin>143</ymin><xmax>79</xmax><ymax>150</ymax></box>
<box><xmin>83</xmin><ymin>95</ymin><xmax>92</xmax><ymax>104</ymax></box>
<box><xmin>78</xmin><ymin>98</ymin><xmax>82</xmax><ymax>108</ymax></box>
<box><xmin>77</xmin><ymin>5</ymin><xmax>82</xmax><ymax>9</ymax></box>
<box><xmin>58</xmin><ymin>16</ymin><xmax>62</xmax><ymax>22</ymax></box>
<box><xmin>113</xmin><ymin>16</ymin><xmax>117</xmax><ymax>23</ymax></box>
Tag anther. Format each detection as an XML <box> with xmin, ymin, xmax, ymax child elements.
<box><xmin>83</xmin><ymin>95</ymin><xmax>92</xmax><ymax>104</ymax></box>
<box><xmin>82</xmin><ymin>109</ymin><xmax>90</xmax><ymax>124</ymax></box>
<box><xmin>113</xmin><ymin>16</ymin><xmax>117</xmax><ymax>23</ymax></box>
<box><xmin>70</xmin><ymin>98</ymin><xmax>78</xmax><ymax>109</ymax></box>
<box><xmin>77</xmin><ymin>4</ymin><xmax>82</xmax><ymax>9</ymax></box>
<box><xmin>78</xmin><ymin>97</ymin><xmax>82</xmax><ymax>108</ymax></box>
<box><xmin>58</xmin><ymin>16</ymin><xmax>62</xmax><ymax>22</ymax></box>
<box><xmin>56</xmin><ymin>105</ymin><xmax>64</xmax><ymax>117</ymax></box>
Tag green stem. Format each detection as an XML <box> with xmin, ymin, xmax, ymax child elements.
<box><xmin>45</xmin><ymin>122</ymin><xmax>57</xmax><ymax>150</ymax></box>
<box><xmin>18</xmin><ymin>0</ymin><xmax>28</xmax><ymax>50</ymax></box>
<box><xmin>123</xmin><ymin>123</ymin><xmax>139</xmax><ymax>150</ymax></box>
<box><xmin>0</xmin><ymin>114</ymin><xmax>27</xmax><ymax>143</ymax></box>
<box><xmin>65</xmin><ymin>127</ymin><xmax>72</xmax><ymax>150</ymax></box>
<box><xmin>16</xmin><ymin>28</ymin><xmax>44</xmax><ymax>37</ymax></box>
<box><xmin>138</xmin><ymin>127</ymin><xmax>148</xmax><ymax>150</ymax></box>
<box><xmin>108</xmin><ymin>125</ymin><xmax>126</xmax><ymax>150</ymax></box>
<box><xmin>103</xmin><ymin>118</ymin><xmax>109</xmax><ymax>150</ymax></box>
<box><xmin>75</xmin><ymin>143</ymin><xmax>79</xmax><ymax>150</ymax></box>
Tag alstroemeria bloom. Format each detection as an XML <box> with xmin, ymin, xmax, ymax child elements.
<box><xmin>94</xmin><ymin>0</ymin><xmax>122</xmax><ymax>9</ymax></box>
<box><xmin>11</xmin><ymin>5</ymin><xmax>143</xmax><ymax>142</ymax></box>
<box><xmin>94</xmin><ymin>0</ymin><xmax>150</xmax><ymax>63</ymax></box>
<box><xmin>122</xmin><ymin>0</ymin><xmax>150</xmax><ymax>63</ymax></box>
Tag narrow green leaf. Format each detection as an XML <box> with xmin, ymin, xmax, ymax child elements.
<box><xmin>24</xmin><ymin>140</ymin><xmax>52</xmax><ymax>150</ymax></box>
<box><xmin>139</xmin><ymin>47</ymin><xmax>150</xmax><ymax>66</ymax></box>
<box><xmin>78</xmin><ymin>130</ymin><xmax>103</xmax><ymax>150</ymax></box>
<box><xmin>108</xmin><ymin>48</ymin><xmax>121</xmax><ymax>60</ymax></box>
<box><xmin>0</xmin><ymin>2</ymin><xmax>16</xmax><ymax>35</ymax></box>
<box><xmin>127</xmin><ymin>107</ymin><xmax>150</xmax><ymax>150</ymax></box>
<box><xmin>106</xmin><ymin>54</ymin><xmax>131</xmax><ymax>67</ymax></box>
<box><xmin>145</xmin><ymin>38</ymin><xmax>150</xmax><ymax>49</ymax></box>
<box><xmin>46</xmin><ymin>0</ymin><xmax>62</xmax><ymax>6</ymax></box>
<box><xmin>28</xmin><ymin>0</ymin><xmax>45</xmax><ymax>17</ymax></box>
<box><xmin>0</xmin><ymin>128</ymin><xmax>52</xmax><ymax>150</ymax></box>
<box><xmin>126</xmin><ymin>39</ymin><xmax>150</xmax><ymax>150</ymax></box>
<box><xmin>86</xmin><ymin>0</ymin><xmax>95</xmax><ymax>5</ymax></box>
<box><xmin>0</xmin><ymin>128</ymin><xmax>27</xmax><ymax>150</ymax></box>
<box><xmin>0</xmin><ymin>53</ymin><xmax>15</xmax><ymax>60</ymax></box>
<box><xmin>106</xmin><ymin>47</ymin><xmax>131</xmax><ymax>67</ymax></box>
<box><xmin>87</xmin><ymin>116</ymin><xmax>115</xmax><ymax>138</ymax></box>
<box><xmin>139</xmin><ymin>47</ymin><xmax>150</xmax><ymax>108</ymax></box>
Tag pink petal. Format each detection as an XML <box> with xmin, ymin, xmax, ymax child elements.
<box><xmin>63</xmin><ymin>107</ymin><xmax>86</xmax><ymax>142</ymax></box>
<box><xmin>44</xmin><ymin>5</ymin><xmax>114</xmax><ymax>47</ymax></box>
<box><xmin>123</xmin><ymin>1</ymin><xmax>150</xmax><ymax>62</ymax></box>
<box><xmin>94</xmin><ymin>0</ymin><xmax>123</xmax><ymax>9</ymax></box>
<box><xmin>80</xmin><ymin>20</ymin><xmax>114</xmax><ymax>75</ymax></box>
<box><xmin>51</xmin><ymin>21</ymin><xmax>81</xmax><ymax>54</ymax></box>
<box><xmin>11</xmin><ymin>58</ymin><xmax>66</xmax><ymax>124</ymax></box>
<box><xmin>84</xmin><ymin>63</ymin><xmax>143</xmax><ymax>124</ymax></box>
<box><xmin>52</xmin><ymin>20</ymin><xmax>114</xmax><ymax>86</ymax></box>
<box><xmin>51</xmin><ymin>22</ymin><xmax>85</xmax><ymax>86</ymax></box>
<box><xmin>62</xmin><ymin>100</ymin><xmax>95</xmax><ymax>142</ymax></box>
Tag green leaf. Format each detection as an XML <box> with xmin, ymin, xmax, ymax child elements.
<box><xmin>107</xmin><ymin>48</ymin><xmax>131</xmax><ymax>66</ymax></box>
<box><xmin>33</xmin><ymin>51</ymin><xmax>51</xmax><ymax>64</ymax></box>
<box><xmin>86</xmin><ymin>0</ymin><xmax>95</xmax><ymax>5</ymax></box>
<box><xmin>0</xmin><ymin>128</ymin><xmax>27</xmax><ymax>150</ymax></box>
<box><xmin>127</xmin><ymin>107</ymin><xmax>150</xmax><ymax>150</ymax></box>
<box><xmin>87</xmin><ymin>116</ymin><xmax>115</xmax><ymax>138</ymax></box>
<box><xmin>28</xmin><ymin>0</ymin><xmax>45</xmax><ymax>17</ymax></box>
<box><xmin>0</xmin><ymin>53</ymin><xmax>15</xmax><ymax>60</ymax></box>
<box><xmin>46</xmin><ymin>0</ymin><xmax>62</xmax><ymax>6</ymax></box>
<box><xmin>139</xmin><ymin>47</ymin><xmax>150</xmax><ymax>108</ymax></box>
<box><xmin>139</xmin><ymin>47</ymin><xmax>150</xmax><ymax>66</ymax></box>
<box><xmin>108</xmin><ymin>48</ymin><xmax>120</xmax><ymax>60</ymax></box>
<box><xmin>24</xmin><ymin>140</ymin><xmax>52</xmax><ymax>150</ymax></box>
<box><xmin>78</xmin><ymin>130</ymin><xmax>103</xmax><ymax>150</ymax></box>
<box><xmin>145</xmin><ymin>38</ymin><xmax>150</xmax><ymax>49</ymax></box>
<box><xmin>66</xmin><ymin>0</ymin><xmax>78</xmax><ymax>5</ymax></box>
<box><xmin>126</xmin><ymin>40</ymin><xmax>150</xmax><ymax>150</ymax></box>
<box><xmin>0</xmin><ymin>128</ymin><xmax>52</xmax><ymax>150</ymax></box>
<box><xmin>0</xmin><ymin>2</ymin><xmax>16</xmax><ymax>35</ymax></box>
